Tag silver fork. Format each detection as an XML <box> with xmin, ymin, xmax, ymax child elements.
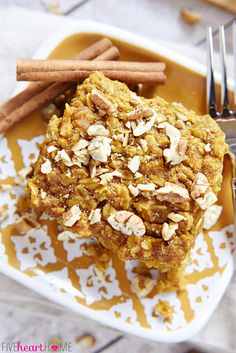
<box><xmin>207</xmin><ymin>23</ymin><xmax>236</xmax><ymax>240</ymax></box>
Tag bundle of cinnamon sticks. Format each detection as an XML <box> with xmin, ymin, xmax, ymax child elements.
<box><xmin>0</xmin><ymin>38</ymin><xmax>119</xmax><ymax>134</ymax></box>
<box><xmin>0</xmin><ymin>37</ymin><xmax>166</xmax><ymax>134</ymax></box>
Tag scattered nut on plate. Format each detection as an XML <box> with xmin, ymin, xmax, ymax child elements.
<box><xmin>181</xmin><ymin>9</ymin><xmax>202</xmax><ymax>24</ymax></box>
<box><xmin>76</xmin><ymin>334</ymin><xmax>96</xmax><ymax>347</ymax></box>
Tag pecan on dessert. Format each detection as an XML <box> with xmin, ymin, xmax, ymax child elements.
<box><xmin>27</xmin><ymin>72</ymin><xmax>227</xmax><ymax>271</ymax></box>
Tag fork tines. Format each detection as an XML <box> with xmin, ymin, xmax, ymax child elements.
<box><xmin>207</xmin><ymin>22</ymin><xmax>236</xmax><ymax>119</ymax></box>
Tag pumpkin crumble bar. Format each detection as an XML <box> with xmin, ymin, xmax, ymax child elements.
<box><xmin>27</xmin><ymin>71</ymin><xmax>227</xmax><ymax>272</ymax></box>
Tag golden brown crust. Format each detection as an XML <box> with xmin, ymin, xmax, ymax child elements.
<box><xmin>27</xmin><ymin>72</ymin><xmax>227</xmax><ymax>271</ymax></box>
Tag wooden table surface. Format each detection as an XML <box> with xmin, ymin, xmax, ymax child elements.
<box><xmin>0</xmin><ymin>1</ymin><xmax>235</xmax><ymax>353</ymax></box>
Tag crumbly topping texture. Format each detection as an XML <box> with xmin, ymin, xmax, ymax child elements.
<box><xmin>27</xmin><ymin>72</ymin><xmax>227</xmax><ymax>271</ymax></box>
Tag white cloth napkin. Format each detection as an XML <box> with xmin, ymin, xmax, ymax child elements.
<box><xmin>0</xmin><ymin>6</ymin><xmax>235</xmax><ymax>353</ymax></box>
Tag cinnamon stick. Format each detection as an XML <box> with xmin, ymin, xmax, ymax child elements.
<box><xmin>0</xmin><ymin>82</ymin><xmax>51</xmax><ymax>119</ymax></box>
<box><xmin>0</xmin><ymin>38</ymin><xmax>113</xmax><ymax>120</ymax></box>
<box><xmin>94</xmin><ymin>46</ymin><xmax>120</xmax><ymax>61</ymax></box>
<box><xmin>71</xmin><ymin>38</ymin><xmax>113</xmax><ymax>60</ymax></box>
<box><xmin>17</xmin><ymin>59</ymin><xmax>165</xmax><ymax>74</ymax></box>
<box><xmin>0</xmin><ymin>82</ymin><xmax>73</xmax><ymax>133</ymax></box>
<box><xmin>17</xmin><ymin>70</ymin><xmax>166</xmax><ymax>84</ymax></box>
<box><xmin>0</xmin><ymin>40</ymin><xmax>119</xmax><ymax>133</ymax></box>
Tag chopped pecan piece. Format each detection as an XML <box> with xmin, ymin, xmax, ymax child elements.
<box><xmin>161</xmin><ymin>222</ymin><xmax>178</xmax><ymax>241</ymax></box>
<box><xmin>87</xmin><ymin>124</ymin><xmax>109</xmax><ymax>137</ymax></box>
<box><xmin>203</xmin><ymin>204</ymin><xmax>222</xmax><ymax>230</ymax></box>
<box><xmin>88</xmin><ymin>208</ymin><xmax>102</xmax><ymax>224</ymax></box>
<box><xmin>155</xmin><ymin>182</ymin><xmax>190</xmax><ymax>203</ymax></box>
<box><xmin>191</xmin><ymin>173</ymin><xmax>217</xmax><ymax>209</ymax></box>
<box><xmin>191</xmin><ymin>173</ymin><xmax>209</xmax><ymax>199</ymax></box>
<box><xmin>41</xmin><ymin>159</ymin><xmax>52</xmax><ymax>174</ymax></box>
<box><xmin>90</xmin><ymin>88</ymin><xmax>116</xmax><ymax>115</ymax></box>
<box><xmin>127</xmin><ymin>107</ymin><xmax>154</xmax><ymax>120</ymax></box>
<box><xmin>108</xmin><ymin>210</ymin><xmax>145</xmax><ymax>236</ymax></box>
<box><xmin>158</xmin><ymin>122</ymin><xmax>187</xmax><ymax>165</ymax></box>
<box><xmin>62</xmin><ymin>205</ymin><xmax>81</xmax><ymax>227</ymax></box>
<box><xmin>131</xmin><ymin>274</ymin><xmax>154</xmax><ymax>298</ymax></box>
<box><xmin>132</xmin><ymin>116</ymin><xmax>156</xmax><ymax>137</ymax></box>
<box><xmin>88</xmin><ymin>136</ymin><xmax>112</xmax><ymax>163</ymax></box>
<box><xmin>128</xmin><ymin>156</ymin><xmax>140</xmax><ymax>173</ymax></box>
